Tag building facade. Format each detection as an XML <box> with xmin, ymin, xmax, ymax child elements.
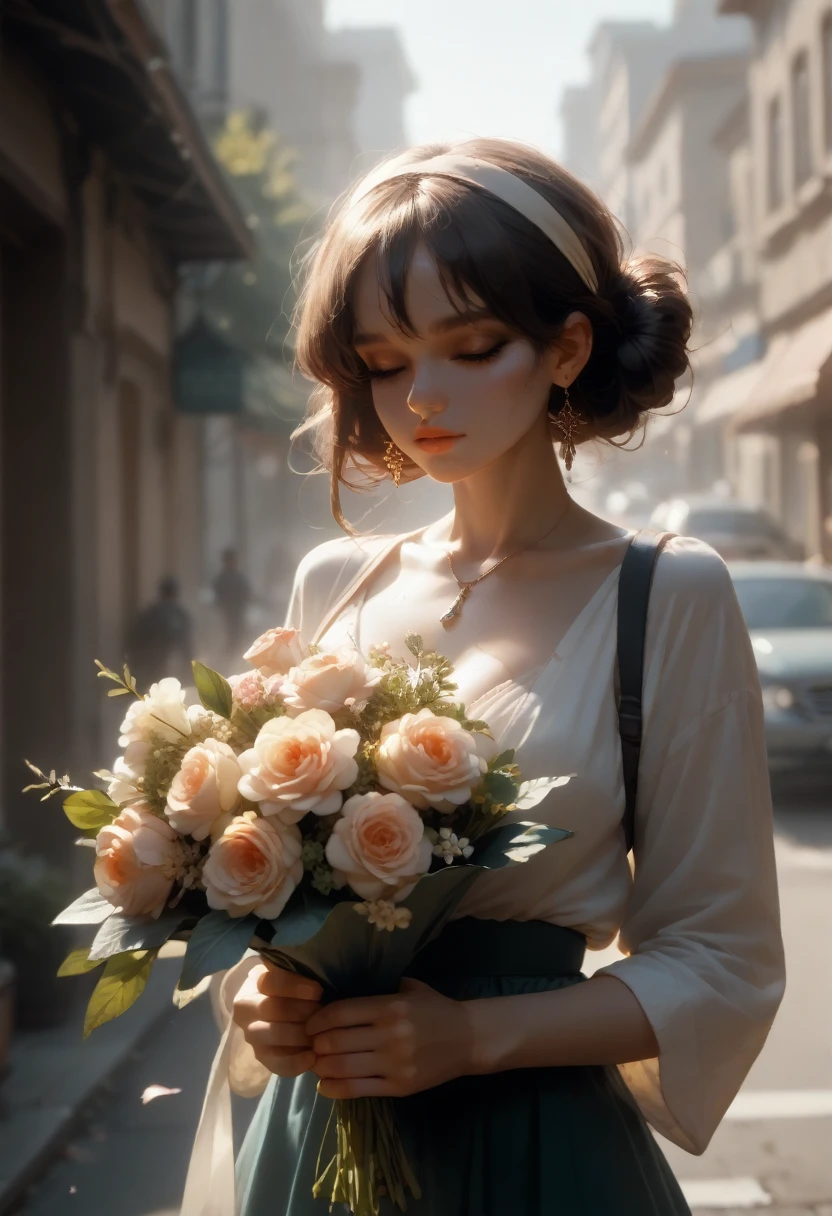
<box><xmin>0</xmin><ymin>0</ymin><xmax>250</xmax><ymax>862</ymax></box>
<box><xmin>717</xmin><ymin>0</ymin><xmax>832</xmax><ymax>560</ymax></box>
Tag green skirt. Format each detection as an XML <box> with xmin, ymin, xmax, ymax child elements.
<box><xmin>236</xmin><ymin>920</ymin><xmax>691</xmax><ymax>1216</ymax></box>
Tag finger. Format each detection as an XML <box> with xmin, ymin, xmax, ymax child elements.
<box><xmin>317</xmin><ymin>1077</ymin><xmax>397</xmax><ymax>1100</ymax></box>
<box><xmin>260</xmin><ymin>1048</ymin><xmax>317</xmax><ymax>1078</ymax></box>
<box><xmin>259</xmin><ymin>995</ymin><xmax>323</xmax><ymax>1024</ymax></box>
<box><xmin>306</xmin><ymin>996</ymin><xmax>391</xmax><ymax>1037</ymax></box>
<box><xmin>314</xmin><ymin>1051</ymin><xmax>383</xmax><ymax>1080</ymax></box>
<box><xmin>244</xmin><ymin>1020</ymin><xmax>311</xmax><ymax>1052</ymax></box>
<box><xmin>258</xmin><ymin>966</ymin><xmax>322</xmax><ymax>1001</ymax></box>
<box><xmin>312</xmin><ymin>1026</ymin><xmax>379</xmax><ymax>1057</ymax></box>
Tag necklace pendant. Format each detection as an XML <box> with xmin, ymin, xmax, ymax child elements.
<box><xmin>441</xmin><ymin>585</ymin><xmax>470</xmax><ymax>627</ymax></box>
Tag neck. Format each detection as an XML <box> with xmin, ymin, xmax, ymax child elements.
<box><xmin>444</xmin><ymin>414</ymin><xmax>571</xmax><ymax>561</ymax></box>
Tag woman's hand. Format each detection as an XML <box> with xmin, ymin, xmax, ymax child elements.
<box><xmin>232</xmin><ymin>962</ymin><xmax>323</xmax><ymax>1077</ymax></box>
<box><xmin>306</xmin><ymin>978</ymin><xmax>473</xmax><ymax>1100</ymax></box>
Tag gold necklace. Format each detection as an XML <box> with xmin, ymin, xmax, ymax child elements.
<box><xmin>440</xmin><ymin>503</ymin><xmax>571</xmax><ymax>627</ymax></box>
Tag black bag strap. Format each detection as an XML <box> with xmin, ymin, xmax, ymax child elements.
<box><xmin>617</xmin><ymin>530</ymin><xmax>673</xmax><ymax>854</ymax></box>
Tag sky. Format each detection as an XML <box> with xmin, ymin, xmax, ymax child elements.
<box><xmin>325</xmin><ymin>0</ymin><xmax>675</xmax><ymax>156</ymax></box>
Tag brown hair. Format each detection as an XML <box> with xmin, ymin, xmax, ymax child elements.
<box><xmin>293</xmin><ymin>136</ymin><xmax>693</xmax><ymax>530</ymax></box>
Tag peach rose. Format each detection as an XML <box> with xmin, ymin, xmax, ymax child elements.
<box><xmin>202</xmin><ymin>812</ymin><xmax>303</xmax><ymax>919</ymax></box>
<box><xmin>119</xmin><ymin>677</ymin><xmax>192</xmax><ymax>747</ymax></box>
<box><xmin>165</xmin><ymin>739</ymin><xmax>242</xmax><ymax>841</ymax></box>
<box><xmin>325</xmin><ymin>791</ymin><xmax>432</xmax><ymax>902</ymax></box>
<box><xmin>237</xmin><ymin>708</ymin><xmax>360</xmax><ymax>821</ymax></box>
<box><xmin>94</xmin><ymin>806</ymin><xmax>180</xmax><ymax>918</ymax></box>
<box><xmin>279</xmin><ymin>650</ymin><xmax>381</xmax><ymax>716</ymax></box>
<box><xmin>376</xmin><ymin>708</ymin><xmax>498</xmax><ymax>812</ymax></box>
<box><xmin>243</xmin><ymin>627</ymin><xmax>304</xmax><ymax>678</ymax></box>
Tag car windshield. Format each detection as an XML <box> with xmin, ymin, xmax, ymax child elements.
<box><xmin>688</xmin><ymin>509</ymin><xmax>775</xmax><ymax>537</ymax></box>
<box><xmin>733</xmin><ymin>577</ymin><xmax>832</xmax><ymax>630</ymax></box>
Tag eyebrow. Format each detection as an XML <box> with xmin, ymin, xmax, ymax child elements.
<box><xmin>353</xmin><ymin>308</ymin><xmax>496</xmax><ymax>346</ymax></box>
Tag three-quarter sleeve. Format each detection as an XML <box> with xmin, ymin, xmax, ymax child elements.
<box><xmin>598</xmin><ymin>537</ymin><xmax>786</xmax><ymax>1154</ymax></box>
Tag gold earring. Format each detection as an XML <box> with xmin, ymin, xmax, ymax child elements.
<box><xmin>383</xmin><ymin>440</ymin><xmax>405</xmax><ymax>487</ymax></box>
<box><xmin>554</xmin><ymin>386</ymin><xmax>585</xmax><ymax>473</ymax></box>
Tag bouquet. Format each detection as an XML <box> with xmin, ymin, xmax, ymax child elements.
<box><xmin>26</xmin><ymin>627</ymin><xmax>572</xmax><ymax>1216</ymax></box>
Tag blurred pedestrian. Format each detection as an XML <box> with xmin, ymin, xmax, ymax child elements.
<box><xmin>125</xmin><ymin>576</ymin><xmax>193</xmax><ymax>689</ymax></box>
<box><xmin>213</xmin><ymin>548</ymin><xmax>252</xmax><ymax>659</ymax></box>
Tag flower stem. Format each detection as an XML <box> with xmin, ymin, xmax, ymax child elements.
<box><xmin>312</xmin><ymin>1097</ymin><xmax>421</xmax><ymax>1215</ymax></box>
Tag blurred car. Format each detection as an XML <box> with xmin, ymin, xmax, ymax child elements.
<box><xmin>730</xmin><ymin>562</ymin><xmax>832</xmax><ymax>773</ymax></box>
<box><xmin>649</xmin><ymin>496</ymin><xmax>803</xmax><ymax>561</ymax></box>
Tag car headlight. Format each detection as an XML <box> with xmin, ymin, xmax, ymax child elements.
<box><xmin>761</xmin><ymin>684</ymin><xmax>795</xmax><ymax>711</ymax></box>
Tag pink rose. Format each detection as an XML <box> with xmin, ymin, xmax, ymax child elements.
<box><xmin>325</xmin><ymin>791</ymin><xmax>432</xmax><ymax>902</ymax></box>
<box><xmin>376</xmin><ymin>708</ymin><xmax>497</xmax><ymax>812</ymax></box>
<box><xmin>243</xmin><ymin>627</ymin><xmax>304</xmax><ymax>678</ymax></box>
<box><xmin>165</xmin><ymin>739</ymin><xmax>242</xmax><ymax>841</ymax></box>
<box><xmin>237</xmin><ymin>709</ymin><xmax>360</xmax><ymax>821</ymax></box>
<box><xmin>280</xmin><ymin>650</ymin><xmax>381</xmax><ymax>716</ymax></box>
<box><xmin>94</xmin><ymin>807</ymin><xmax>180</xmax><ymax>918</ymax></box>
<box><xmin>202</xmin><ymin>813</ymin><xmax>303</xmax><ymax>918</ymax></box>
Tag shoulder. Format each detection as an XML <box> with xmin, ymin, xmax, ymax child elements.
<box><xmin>643</xmin><ymin>533</ymin><xmax>758</xmax><ymax>708</ymax></box>
<box><xmin>650</xmin><ymin>534</ymin><xmax>736</xmax><ymax>609</ymax></box>
<box><xmin>293</xmin><ymin>532</ymin><xmax>396</xmax><ymax>592</ymax></box>
<box><xmin>287</xmin><ymin>531</ymin><xmax>401</xmax><ymax>635</ymax></box>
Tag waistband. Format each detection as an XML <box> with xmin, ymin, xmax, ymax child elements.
<box><xmin>407</xmin><ymin>917</ymin><xmax>587</xmax><ymax>982</ymax></box>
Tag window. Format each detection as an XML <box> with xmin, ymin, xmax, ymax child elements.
<box><xmin>792</xmin><ymin>51</ymin><xmax>812</xmax><ymax>186</ymax></box>
<box><xmin>767</xmin><ymin>96</ymin><xmax>784</xmax><ymax>210</ymax></box>
<box><xmin>824</xmin><ymin>13</ymin><xmax>832</xmax><ymax>151</ymax></box>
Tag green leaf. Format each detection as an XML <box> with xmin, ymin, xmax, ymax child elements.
<box><xmin>63</xmin><ymin>789</ymin><xmax>118</xmax><ymax>832</ymax></box>
<box><xmin>178</xmin><ymin>910</ymin><xmax>259</xmax><ymax>990</ymax></box>
<box><xmin>484</xmin><ymin>770</ymin><xmax>517</xmax><ymax>807</ymax></box>
<box><xmin>404</xmin><ymin>633</ymin><xmax>424</xmax><ymax>659</ymax></box>
<box><xmin>172</xmin><ymin>974</ymin><xmax>212</xmax><ymax>1010</ymax></box>
<box><xmin>107</xmin><ymin>688</ymin><xmax>131</xmax><ymax>697</ymax></box>
<box><xmin>192</xmin><ymin>661</ymin><xmax>233</xmax><ymax>720</ymax></box>
<box><xmin>58</xmin><ymin>947</ymin><xmax>105</xmax><ymax>977</ymax></box>
<box><xmin>83</xmin><ymin>949</ymin><xmax>158</xmax><ymax>1038</ymax></box>
<box><xmin>472</xmin><ymin>821</ymin><xmax>572</xmax><ymax>870</ymax></box>
<box><xmin>88</xmin><ymin>910</ymin><xmax>186</xmax><ymax>962</ymax></box>
<box><xmin>52</xmin><ymin>888</ymin><xmax>115</xmax><ymax>925</ymax></box>
<box><xmin>515</xmin><ymin>775</ymin><xmax>572</xmax><ymax>811</ymax></box>
<box><xmin>490</xmin><ymin>750</ymin><xmax>516</xmax><ymax>770</ymax></box>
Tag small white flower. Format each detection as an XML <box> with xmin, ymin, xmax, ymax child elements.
<box><xmin>353</xmin><ymin>900</ymin><xmax>413</xmax><ymax>932</ymax></box>
<box><xmin>432</xmin><ymin>826</ymin><xmax>474</xmax><ymax>866</ymax></box>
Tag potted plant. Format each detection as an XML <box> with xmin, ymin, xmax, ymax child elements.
<box><xmin>0</xmin><ymin>847</ymin><xmax>73</xmax><ymax>1030</ymax></box>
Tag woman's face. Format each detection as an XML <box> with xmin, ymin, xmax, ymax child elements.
<box><xmin>352</xmin><ymin>243</ymin><xmax>572</xmax><ymax>484</ymax></box>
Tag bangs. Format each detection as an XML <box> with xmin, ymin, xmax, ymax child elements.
<box><xmin>341</xmin><ymin>174</ymin><xmax>586</xmax><ymax>359</ymax></box>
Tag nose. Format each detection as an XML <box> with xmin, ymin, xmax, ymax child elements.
<box><xmin>406</xmin><ymin>363</ymin><xmax>447</xmax><ymax>421</ymax></box>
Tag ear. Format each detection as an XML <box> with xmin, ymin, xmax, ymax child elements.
<box><xmin>543</xmin><ymin>311</ymin><xmax>593</xmax><ymax>386</ymax></box>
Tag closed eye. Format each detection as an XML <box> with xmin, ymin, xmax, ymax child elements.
<box><xmin>364</xmin><ymin>341</ymin><xmax>508</xmax><ymax>381</ymax></box>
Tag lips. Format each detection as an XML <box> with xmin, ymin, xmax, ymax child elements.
<box><xmin>413</xmin><ymin>427</ymin><xmax>464</xmax><ymax>454</ymax></box>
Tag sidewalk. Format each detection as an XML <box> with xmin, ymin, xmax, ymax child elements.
<box><xmin>0</xmin><ymin>951</ymin><xmax>184</xmax><ymax>1216</ymax></box>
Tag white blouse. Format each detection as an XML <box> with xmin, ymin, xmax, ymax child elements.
<box><xmin>181</xmin><ymin>530</ymin><xmax>785</xmax><ymax>1216</ymax></box>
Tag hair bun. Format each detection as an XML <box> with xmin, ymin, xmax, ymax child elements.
<box><xmin>612</xmin><ymin>257</ymin><xmax>692</xmax><ymax>407</ymax></box>
<box><xmin>571</xmin><ymin>255</ymin><xmax>692</xmax><ymax>440</ymax></box>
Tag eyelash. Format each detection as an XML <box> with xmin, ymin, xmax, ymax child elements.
<box><xmin>365</xmin><ymin>341</ymin><xmax>508</xmax><ymax>381</ymax></box>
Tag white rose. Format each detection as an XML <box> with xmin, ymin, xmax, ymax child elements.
<box><xmin>107</xmin><ymin>741</ymin><xmax>150</xmax><ymax>807</ymax></box>
<box><xmin>280</xmin><ymin>650</ymin><xmax>381</xmax><ymax>716</ymax></box>
<box><xmin>376</xmin><ymin>708</ymin><xmax>498</xmax><ymax>812</ymax></box>
<box><xmin>165</xmin><ymin>739</ymin><xmax>243</xmax><ymax>841</ymax></box>
<box><xmin>94</xmin><ymin>806</ymin><xmax>180</xmax><ymax>918</ymax></box>
<box><xmin>119</xmin><ymin>677</ymin><xmax>192</xmax><ymax>747</ymax></box>
<box><xmin>202</xmin><ymin>813</ymin><xmax>303</xmax><ymax>919</ymax></box>
<box><xmin>326</xmin><ymin>791</ymin><xmax>432</xmax><ymax>902</ymax></box>
<box><xmin>243</xmin><ymin>627</ymin><xmax>304</xmax><ymax>678</ymax></box>
<box><xmin>237</xmin><ymin>709</ymin><xmax>360</xmax><ymax>821</ymax></box>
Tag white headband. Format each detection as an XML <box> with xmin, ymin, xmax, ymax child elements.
<box><xmin>350</xmin><ymin>152</ymin><xmax>599</xmax><ymax>295</ymax></box>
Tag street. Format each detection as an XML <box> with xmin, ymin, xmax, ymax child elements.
<box><xmin>15</xmin><ymin>787</ymin><xmax>832</xmax><ymax>1216</ymax></box>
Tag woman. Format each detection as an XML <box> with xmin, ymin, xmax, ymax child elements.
<box><xmin>221</xmin><ymin>139</ymin><xmax>785</xmax><ymax>1215</ymax></box>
